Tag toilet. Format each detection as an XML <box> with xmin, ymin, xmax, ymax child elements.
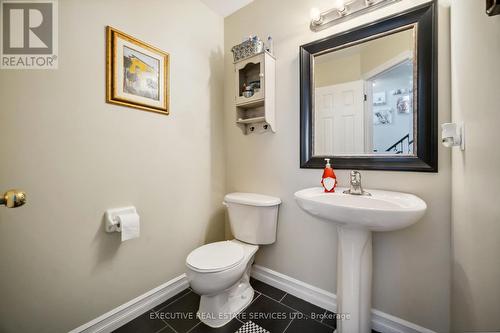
<box><xmin>186</xmin><ymin>192</ymin><xmax>281</xmax><ymax>328</ymax></box>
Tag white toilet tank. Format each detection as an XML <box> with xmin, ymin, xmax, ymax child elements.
<box><xmin>223</xmin><ymin>193</ymin><xmax>281</xmax><ymax>245</ymax></box>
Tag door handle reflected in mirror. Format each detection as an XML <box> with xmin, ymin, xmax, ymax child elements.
<box><xmin>0</xmin><ymin>189</ymin><xmax>27</xmax><ymax>208</ymax></box>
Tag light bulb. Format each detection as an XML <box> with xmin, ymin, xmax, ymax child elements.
<box><xmin>334</xmin><ymin>0</ymin><xmax>346</xmax><ymax>11</ymax></box>
<box><xmin>310</xmin><ymin>7</ymin><xmax>322</xmax><ymax>23</ymax></box>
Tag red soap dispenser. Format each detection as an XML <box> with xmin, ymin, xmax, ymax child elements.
<box><xmin>321</xmin><ymin>158</ymin><xmax>337</xmax><ymax>193</ymax></box>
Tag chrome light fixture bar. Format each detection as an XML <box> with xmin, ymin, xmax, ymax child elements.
<box><xmin>310</xmin><ymin>0</ymin><xmax>402</xmax><ymax>32</ymax></box>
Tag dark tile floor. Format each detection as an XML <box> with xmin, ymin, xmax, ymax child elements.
<box><xmin>113</xmin><ymin>278</ymin><xmax>380</xmax><ymax>333</ymax></box>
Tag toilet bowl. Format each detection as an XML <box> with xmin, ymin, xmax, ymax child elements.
<box><xmin>186</xmin><ymin>240</ymin><xmax>258</xmax><ymax>327</ymax></box>
<box><xmin>186</xmin><ymin>193</ymin><xmax>281</xmax><ymax>328</ymax></box>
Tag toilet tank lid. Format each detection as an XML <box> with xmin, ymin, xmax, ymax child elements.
<box><xmin>224</xmin><ymin>193</ymin><xmax>281</xmax><ymax>207</ymax></box>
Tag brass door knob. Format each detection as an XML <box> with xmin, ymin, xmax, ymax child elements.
<box><xmin>0</xmin><ymin>189</ymin><xmax>27</xmax><ymax>208</ymax></box>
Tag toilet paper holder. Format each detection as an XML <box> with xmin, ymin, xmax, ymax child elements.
<box><xmin>105</xmin><ymin>206</ymin><xmax>137</xmax><ymax>233</ymax></box>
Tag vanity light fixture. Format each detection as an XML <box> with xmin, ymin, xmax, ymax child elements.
<box><xmin>310</xmin><ymin>0</ymin><xmax>401</xmax><ymax>32</ymax></box>
<box><xmin>333</xmin><ymin>0</ymin><xmax>348</xmax><ymax>15</ymax></box>
<box><xmin>310</xmin><ymin>7</ymin><xmax>322</xmax><ymax>24</ymax></box>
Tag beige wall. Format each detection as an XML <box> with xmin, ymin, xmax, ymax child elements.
<box><xmin>315</xmin><ymin>52</ymin><xmax>362</xmax><ymax>87</ymax></box>
<box><xmin>225</xmin><ymin>0</ymin><xmax>451</xmax><ymax>331</ymax></box>
<box><xmin>315</xmin><ymin>29</ymin><xmax>414</xmax><ymax>87</ymax></box>
<box><xmin>451</xmin><ymin>0</ymin><xmax>500</xmax><ymax>331</ymax></box>
<box><xmin>0</xmin><ymin>1</ymin><xmax>225</xmax><ymax>332</ymax></box>
<box><xmin>360</xmin><ymin>28</ymin><xmax>414</xmax><ymax>74</ymax></box>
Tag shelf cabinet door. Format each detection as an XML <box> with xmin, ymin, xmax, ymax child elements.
<box><xmin>234</xmin><ymin>53</ymin><xmax>265</xmax><ymax>106</ymax></box>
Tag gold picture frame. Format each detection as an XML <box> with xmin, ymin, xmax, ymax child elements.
<box><xmin>106</xmin><ymin>26</ymin><xmax>170</xmax><ymax>115</ymax></box>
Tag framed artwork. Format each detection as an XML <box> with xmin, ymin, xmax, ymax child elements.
<box><xmin>374</xmin><ymin>108</ymin><xmax>393</xmax><ymax>125</ymax></box>
<box><xmin>373</xmin><ymin>91</ymin><xmax>386</xmax><ymax>105</ymax></box>
<box><xmin>106</xmin><ymin>26</ymin><xmax>170</xmax><ymax>115</ymax></box>
<box><xmin>397</xmin><ymin>95</ymin><xmax>411</xmax><ymax>113</ymax></box>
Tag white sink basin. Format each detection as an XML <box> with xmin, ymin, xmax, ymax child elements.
<box><xmin>294</xmin><ymin>186</ymin><xmax>427</xmax><ymax>333</ymax></box>
<box><xmin>294</xmin><ymin>187</ymin><xmax>426</xmax><ymax>231</ymax></box>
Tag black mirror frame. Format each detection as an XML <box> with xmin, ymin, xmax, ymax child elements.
<box><xmin>300</xmin><ymin>2</ymin><xmax>438</xmax><ymax>172</ymax></box>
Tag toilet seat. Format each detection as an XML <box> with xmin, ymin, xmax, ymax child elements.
<box><xmin>186</xmin><ymin>241</ymin><xmax>245</xmax><ymax>273</ymax></box>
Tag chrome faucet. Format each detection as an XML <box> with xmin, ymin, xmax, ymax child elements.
<box><xmin>344</xmin><ymin>171</ymin><xmax>370</xmax><ymax>196</ymax></box>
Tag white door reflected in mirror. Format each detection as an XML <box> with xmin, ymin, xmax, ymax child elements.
<box><xmin>313</xmin><ymin>27</ymin><xmax>416</xmax><ymax>157</ymax></box>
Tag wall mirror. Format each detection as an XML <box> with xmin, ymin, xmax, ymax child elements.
<box><xmin>300</xmin><ymin>2</ymin><xmax>437</xmax><ymax>171</ymax></box>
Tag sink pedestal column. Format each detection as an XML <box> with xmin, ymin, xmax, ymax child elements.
<box><xmin>337</xmin><ymin>227</ymin><xmax>372</xmax><ymax>333</ymax></box>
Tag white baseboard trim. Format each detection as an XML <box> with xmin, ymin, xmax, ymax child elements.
<box><xmin>371</xmin><ymin>309</ymin><xmax>437</xmax><ymax>333</ymax></box>
<box><xmin>251</xmin><ymin>265</ymin><xmax>436</xmax><ymax>333</ymax></box>
<box><xmin>251</xmin><ymin>264</ymin><xmax>337</xmax><ymax>313</ymax></box>
<box><xmin>70</xmin><ymin>274</ymin><xmax>189</xmax><ymax>333</ymax></box>
<box><xmin>70</xmin><ymin>266</ymin><xmax>436</xmax><ymax>333</ymax></box>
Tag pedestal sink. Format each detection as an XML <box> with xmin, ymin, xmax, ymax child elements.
<box><xmin>294</xmin><ymin>187</ymin><xmax>426</xmax><ymax>333</ymax></box>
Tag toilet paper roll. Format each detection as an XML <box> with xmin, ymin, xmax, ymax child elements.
<box><xmin>117</xmin><ymin>213</ymin><xmax>140</xmax><ymax>241</ymax></box>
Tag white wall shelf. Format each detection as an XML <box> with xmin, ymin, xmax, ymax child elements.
<box><xmin>234</xmin><ymin>51</ymin><xmax>276</xmax><ymax>134</ymax></box>
<box><xmin>237</xmin><ymin>116</ymin><xmax>266</xmax><ymax>124</ymax></box>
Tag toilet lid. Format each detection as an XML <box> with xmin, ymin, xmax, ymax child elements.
<box><xmin>186</xmin><ymin>241</ymin><xmax>245</xmax><ymax>273</ymax></box>
<box><xmin>224</xmin><ymin>193</ymin><xmax>281</xmax><ymax>207</ymax></box>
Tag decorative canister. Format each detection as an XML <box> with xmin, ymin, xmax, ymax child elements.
<box><xmin>231</xmin><ymin>36</ymin><xmax>264</xmax><ymax>62</ymax></box>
